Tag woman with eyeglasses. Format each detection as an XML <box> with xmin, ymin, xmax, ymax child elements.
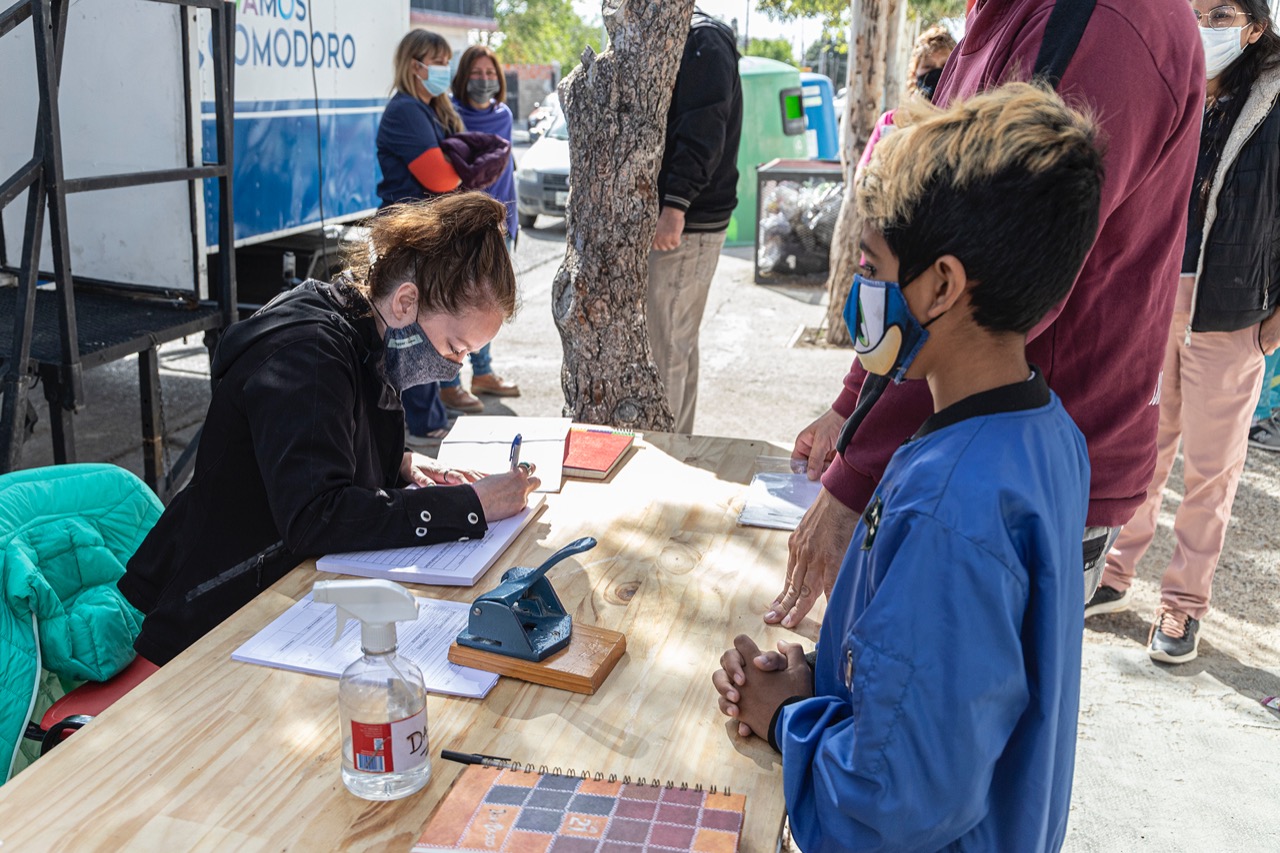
<box><xmin>376</xmin><ymin>30</ymin><xmax>465</xmax><ymax>442</ymax></box>
<box><xmin>433</xmin><ymin>44</ymin><xmax>523</xmax><ymax>414</ymax></box>
<box><xmin>1089</xmin><ymin>0</ymin><xmax>1280</xmax><ymax>664</ymax></box>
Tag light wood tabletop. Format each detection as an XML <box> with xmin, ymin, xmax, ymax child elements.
<box><xmin>0</xmin><ymin>434</ymin><xmax>825</xmax><ymax>852</ymax></box>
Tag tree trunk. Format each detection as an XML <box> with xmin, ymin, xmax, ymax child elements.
<box><xmin>824</xmin><ymin>0</ymin><xmax>890</xmax><ymax>347</ymax></box>
<box><xmin>552</xmin><ymin>0</ymin><xmax>694</xmax><ymax>430</ymax></box>
<box><xmin>882</xmin><ymin>0</ymin><xmax>909</xmax><ymax>113</ymax></box>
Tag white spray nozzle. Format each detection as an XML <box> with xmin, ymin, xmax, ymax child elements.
<box><xmin>312</xmin><ymin>579</ymin><xmax>420</xmax><ymax>654</ymax></box>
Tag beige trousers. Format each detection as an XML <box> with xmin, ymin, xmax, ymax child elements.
<box><xmin>1101</xmin><ymin>275</ymin><xmax>1266</xmax><ymax>619</ymax></box>
<box><xmin>646</xmin><ymin>231</ymin><xmax>726</xmax><ymax>434</ymax></box>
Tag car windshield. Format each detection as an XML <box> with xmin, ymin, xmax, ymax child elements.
<box><xmin>548</xmin><ymin>116</ymin><xmax>569</xmax><ymax>140</ymax></box>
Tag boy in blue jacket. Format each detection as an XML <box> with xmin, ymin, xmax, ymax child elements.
<box><xmin>712</xmin><ymin>83</ymin><xmax>1101</xmax><ymax>852</ymax></box>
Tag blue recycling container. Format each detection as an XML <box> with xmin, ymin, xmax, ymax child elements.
<box><xmin>800</xmin><ymin>72</ymin><xmax>838</xmax><ymax>160</ymax></box>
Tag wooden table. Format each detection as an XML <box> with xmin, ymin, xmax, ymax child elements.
<box><xmin>0</xmin><ymin>434</ymin><xmax>824</xmax><ymax>851</ymax></box>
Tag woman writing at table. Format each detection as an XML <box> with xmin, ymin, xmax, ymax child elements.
<box><xmin>117</xmin><ymin>193</ymin><xmax>540</xmax><ymax>667</ymax></box>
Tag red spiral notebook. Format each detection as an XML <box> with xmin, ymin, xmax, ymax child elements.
<box><xmin>562</xmin><ymin>426</ymin><xmax>636</xmax><ymax>481</ymax></box>
<box><xmin>413</xmin><ymin>765</ymin><xmax>745</xmax><ymax>852</ymax></box>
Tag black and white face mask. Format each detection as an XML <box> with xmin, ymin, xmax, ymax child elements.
<box><xmin>379</xmin><ymin>313</ymin><xmax>463</xmax><ymax>391</ymax></box>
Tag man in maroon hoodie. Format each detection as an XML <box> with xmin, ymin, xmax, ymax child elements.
<box><xmin>767</xmin><ymin>0</ymin><xmax>1205</xmax><ymax>629</ymax></box>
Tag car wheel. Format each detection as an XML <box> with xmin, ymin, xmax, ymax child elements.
<box><xmin>518</xmin><ymin>212</ymin><xmax>537</xmax><ymax>229</ymax></box>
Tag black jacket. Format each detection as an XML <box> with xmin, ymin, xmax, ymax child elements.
<box><xmin>1190</xmin><ymin>64</ymin><xmax>1280</xmax><ymax>333</ymax></box>
<box><xmin>658</xmin><ymin>12</ymin><xmax>743</xmax><ymax>233</ymax></box>
<box><xmin>119</xmin><ymin>280</ymin><xmax>486</xmax><ymax>665</ymax></box>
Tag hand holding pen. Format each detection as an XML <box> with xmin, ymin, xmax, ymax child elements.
<box><xmin>472</xmin><ymin>433</ymin><xmax>539</xmax><ymax>522</ymax></box>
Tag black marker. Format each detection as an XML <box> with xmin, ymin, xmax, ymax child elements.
<box><xmin>441</xmin><ymin>749</ymin><xmax>511</xmax><ymax>767</ymax></box>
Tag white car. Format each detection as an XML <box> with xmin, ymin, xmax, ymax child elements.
<box><xmin>515</xmin><ymin>115</ymin><xmax>570</xmax><ymax>227</ymax></box>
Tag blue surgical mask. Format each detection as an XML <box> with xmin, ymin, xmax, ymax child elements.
<box><xmin>843</xmin><ymin>274</ymin><xmax>935</xmax><ymax>382</ymax></box>
<box><xmin>379</xmin><ymin>315</ymin><xmax>462</xmax><ymax>391</ymax></box>
<box><xmin>421</xmin><ymin>64</ymin><xmax>452</xmax><ymax>97</ymax></box>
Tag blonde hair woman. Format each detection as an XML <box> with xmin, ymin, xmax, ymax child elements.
<box><xmin>376</xmin><ymin>29</ymin><xmax>470</xmax><ymax>439</ymax></box>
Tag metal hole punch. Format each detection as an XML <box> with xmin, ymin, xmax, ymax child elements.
<box><xmin>455</xmin><ymin>536</ymin><xmax>597</xmax><ymax>662</ymax></box>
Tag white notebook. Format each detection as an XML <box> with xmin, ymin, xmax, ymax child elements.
<box><xmin>316</xmin><ymin>494</ymin><xmax>545</xmax><ymax>585</ymax></box>
<box><xmin>436</xmin><ymin>416</ymin><xmax>571</xmax><ymax>494</ymax></box>
<box><xmin>231</xmin><ymin>593</ymin><xmax>498</xmax><ymax>699</ymax></box>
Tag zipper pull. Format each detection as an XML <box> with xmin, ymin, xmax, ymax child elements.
<box><xmin>1184</xmin><ymin>324</ymin><xmax>1192</xmax><ymax>347</ymax></box>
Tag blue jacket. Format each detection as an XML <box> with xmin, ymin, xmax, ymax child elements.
<box><xmin>778</xmin><ymin>373</ymin><xmax>1090</xmax><ymax>852</ymax></box>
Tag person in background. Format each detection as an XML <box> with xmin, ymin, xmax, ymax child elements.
<box><xmin>376</xmin><ymin>29</ymin><xmax>466</xmax><ymax>440</ymax></box>
<box><xmin>118</xmin><ymin>194</ymin><xmax>539</xmax><ymax>667</ymax></box>
<box><xmin>1247</xmin><ymin>351</ymin><xmax>1280</xmax><ymax>449</ymax></box>
<box><xmin>646</xmin><ymin>10</ymin><xmax>742</xmax><ymax>434</ymax></box>
<box><xmin>770</xmin><ymin>0</ymin><xmax>1204</xmax><ymax>631</ymax></box>
<box><xmin>1088</xmin><ymin>0</ymin><xmax>1280</xmax><ymax>664</ymax></box>
<box><xmin>437</xmin><ymin>44</ymin><xmax>522</xmax><ymax>414</ymax></box>
<box><xmin>855</xmin><ymin>26</ymin><xmax>957</xmax><ymax>180</ymax></box>
<box><xmin>714</xmin><ymin>84</ymin><xmax>1100</xmax><ymax>851</ymax></box>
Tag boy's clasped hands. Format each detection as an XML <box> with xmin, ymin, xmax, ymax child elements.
<box><xmin>712</xmin><ymin>636</ymin><xmax>813</xmax><ymax>740</ymax></box>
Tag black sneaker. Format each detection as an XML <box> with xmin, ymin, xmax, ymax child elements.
<box><xmin>1085</xmin><ymin>584</ymin><xmax>1131</xmax><ymax>618</ymax></box>
<box><xmin>1149</xmin><ymin>607</ymin><xmax>1199</xmax><ymax>664</ymax></box>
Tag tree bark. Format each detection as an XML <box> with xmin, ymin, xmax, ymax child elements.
<box><xmin>824</xmin><ymin>0</ymin><xmax>890</xmax><ymax>347</ymax></box>
<box><xmin>552</xmin><ymin>0</ymin><xmax>695</xmax><ymax>430</ymax></box>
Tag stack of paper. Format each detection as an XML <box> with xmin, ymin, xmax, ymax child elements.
<box><xmin>231</xmin><ymin>594</ymin><xmax>499</xmax><ymax>698</ymax></box>
<box><xmin>737</xmin><ymin>472</ymin><xmax>824</xmax><ymax>531</ymax></box>
<box><xmin>316</xmin><ymin>494</ymin><xmax>545</xmax><ymax>585</ymax></box>
<box><xmin>436</xmin><ymin>416</ymin><xmax>571</xmax><ymax>493</ymax></box>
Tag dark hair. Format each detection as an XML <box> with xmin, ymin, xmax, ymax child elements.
<box><xmin>1198</xmin><ymin>2</ymin><xmax>1280</xmax><ymax>212</ymax></box>
<box><xmin>857</xmin><ymin>83</ymin><xmax>1104</xmax><ymax>335</ymax></box>
<box><xmin>347</xmin><ymin>192</ymin><xmax>516</xmax><ymax>319</ymax></box>
<box><xmin>452</xmin><ymin>45</ymin><xmax>507</xmax><ymax>106</ymax></box>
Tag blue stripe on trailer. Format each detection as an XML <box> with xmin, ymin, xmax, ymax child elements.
<box><xmin>201</xmin><ymin>97</ymin><xmax>387</xmax><ymax>113</ymax></box>
<box><xmin>202</xmin><ymin>107</ymin><xmax>384</xmax><ymax>248</ymax></box>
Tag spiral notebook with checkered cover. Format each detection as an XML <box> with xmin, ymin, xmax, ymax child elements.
<box><xmin>412</xmin><ymin>764</ymin><xmax>745</xmax><ymax>852</ymax></box>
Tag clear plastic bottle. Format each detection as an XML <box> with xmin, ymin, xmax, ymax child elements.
<box><xmin>313</xmin><ymin>579</ymin><xmax>431</xmax><ymax>801</ymax></box>
<box><xmin>338</xmin><ymin>651</ymin><xmax>431</xmax><ymax>800</ymax></box>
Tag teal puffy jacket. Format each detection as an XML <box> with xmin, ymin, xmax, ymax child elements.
<box><xmin>0</xmin><ymin>464</ymin><xmax>160</xmax><ymax>782</ymax></box>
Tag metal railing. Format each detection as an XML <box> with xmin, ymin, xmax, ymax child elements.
<box><xmin>410</xmin><ymin>0</ymin><xmax>495</xmax><ymax>20</ymax></box>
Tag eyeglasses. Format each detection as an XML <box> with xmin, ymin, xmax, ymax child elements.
<box><xmin>1192</xmin><ymin>4</ymin><xmax>1253</xmax><ymax>29</ymax></box>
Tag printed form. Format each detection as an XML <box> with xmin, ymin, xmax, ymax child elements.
<box><xmin>232</xmin><ymin>594</ymin><xmax>499</xmax><ymax>699</ymax></box>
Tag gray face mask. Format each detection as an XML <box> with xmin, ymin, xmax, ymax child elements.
<box><xmin>379</xmin><ymin>314</ymin><xmax>463</xmax><ymax>391</ymax></box>
<box><xmin>466</xmin><ymin>79</ymin><xmax>501</xmax><ymax>104</ymax></box>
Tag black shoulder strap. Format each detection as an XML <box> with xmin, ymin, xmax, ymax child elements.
<box><xmin>1033</xmin><ymin>0</ymin><xmax>1097</xmax><ymax>89</ymax></box>
<box><xmin>832</xmin><ymin>0</ymin><xmax>1098</xmax><ymax>461</ymax></box>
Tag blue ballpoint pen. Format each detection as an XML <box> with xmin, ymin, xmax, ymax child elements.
<box><xmin>509</xmin><ymin>433</ymin><xmax>522</xmax><ymax>471</ymax></box>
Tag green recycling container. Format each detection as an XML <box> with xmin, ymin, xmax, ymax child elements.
<box><xmin>726</xmin><ymin>57</ymin><xmax>810</xmax><ymax>246</ymax></box>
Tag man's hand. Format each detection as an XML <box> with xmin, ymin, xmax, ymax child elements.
<box><xmin>652</xmin><ymin>206</ymin><xmax>686</xmax><ymax>251</ymax></box>
<box><xmin>712</xmin><ymin>635</ymin><xmax>813</xmax><ymax>740</ymax></box>
<box><xmin>766</xmin><ymin>489</ymin><xmax>859</xmax><ymax>628</ymax></box>
<box><xmin>1260</xmin><ymin>310</ymin><xmax>1280</xmax><ymax>355</ymax></box>
<box><xmin>400</xmin><ymin>451</ymin><xmax>482</xmax><ymax>487</ymax></box>
<box><xmin>792</xmin><ymin>408</ymin><xmax>845</xmax><ymax>481</ymax></box>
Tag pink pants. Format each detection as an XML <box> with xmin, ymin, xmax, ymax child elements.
<box><xmin>1101</xmin><ymin>275</ymin><xmax>1266</xmax><ymax>618</ymax></box>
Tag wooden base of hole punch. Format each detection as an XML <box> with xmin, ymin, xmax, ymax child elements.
<box><xmin>448</xmin><ymin>623</ymin><xmax>626</xmax><ymax>695</ymax></box>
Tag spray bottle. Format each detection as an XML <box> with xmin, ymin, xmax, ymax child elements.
<box><xmin>313</xmin><ymin>579</ymin><xmax>430</xmax><ymax>801</ymax></box>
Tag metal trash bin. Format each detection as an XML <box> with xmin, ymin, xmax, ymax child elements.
<box><xmin>755</xmin><ymin>158</ymin><xmax>846</xmax><ymax>285</ymax></box>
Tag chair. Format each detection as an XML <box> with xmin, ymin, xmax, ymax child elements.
<box><xmin>0</xmin><ymin>464</ymin><xmax>163</xmax><ymax>782</ymax></box>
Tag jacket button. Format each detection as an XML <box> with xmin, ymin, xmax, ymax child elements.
<box><xmin>415</xmin><ymin>527</ymin><xmax>428</xmax><ymax>537</ymax></box>
<box><xmin>467</xmin><ymin>512</ymin><xmax>479</xmax><ymax>525</ymax></box>
<box><xmin>420</xmin><ymin>510</ymin><xmax>432</xmax><ymax>522</ymax></box>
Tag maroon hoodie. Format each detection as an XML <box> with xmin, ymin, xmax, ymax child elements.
<box><xmin>821</xmin><ymin>0</ymin><xmax>1204</xmax><ymax>527</ymax></box>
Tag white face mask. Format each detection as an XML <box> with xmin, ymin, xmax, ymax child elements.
<box><xmin>1201</xmin><ymin>25</ymin><xmax>1247</xmax><ymax>79</ymax></box>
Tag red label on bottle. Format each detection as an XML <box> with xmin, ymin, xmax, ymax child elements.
<box><xmin>350</xmin><ymin>710</ymin><xmax>427</xmax><ymax>774</ymax></box>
